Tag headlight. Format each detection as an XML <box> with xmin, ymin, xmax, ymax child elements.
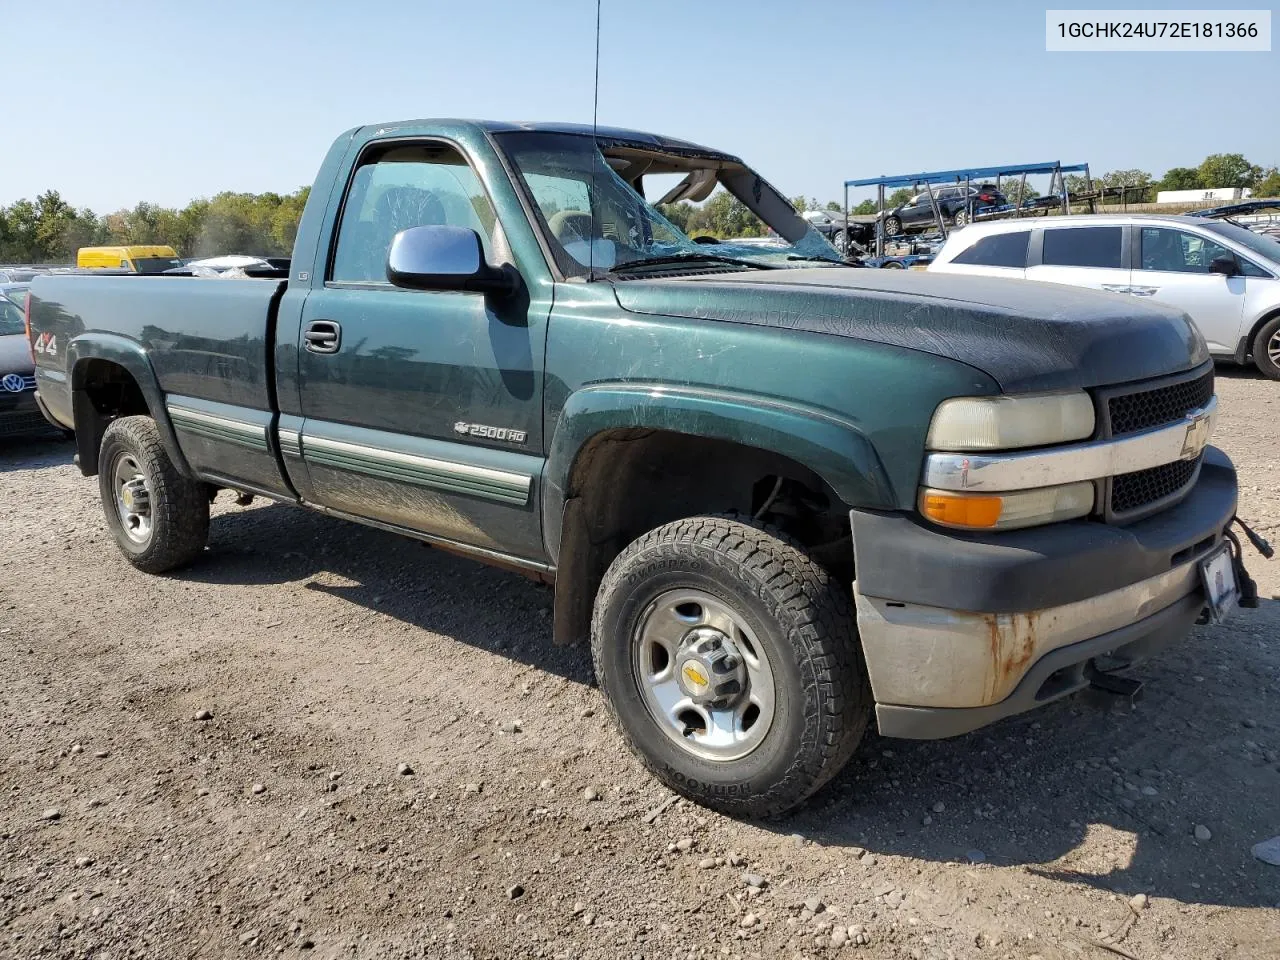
<box><xmin>919</xmin><ymin>482</ymin><xmax>1095</xmax><ymax>531</ymax></box>
<box><xmin>926</xmin><ymin>392</ymin><xmax>1095</xmax><ymax>452</ymax></box>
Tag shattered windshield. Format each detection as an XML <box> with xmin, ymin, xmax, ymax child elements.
<box><xmin>494</xmin><ymin>131</ymin><xmax>842</xmax><ymax>278</ymax></box>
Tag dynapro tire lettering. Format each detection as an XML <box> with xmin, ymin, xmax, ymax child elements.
<box><xmin>662</xmin><ymin>764</ymin><xmax>751</xmax><ymax>797</ymax></box>
<box><xmin>453</xmin><ymin>421</ymin><xmax>527</xmax><ymax>443</ymax></box>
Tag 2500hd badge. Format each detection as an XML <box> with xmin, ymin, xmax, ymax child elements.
<box><xmin>453</xmin><ymin>421</ymin><xmax>527</xmax><ymax>443</ymax></box>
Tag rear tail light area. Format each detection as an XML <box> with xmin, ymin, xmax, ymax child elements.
<box><xmin>23</xmin><ymin>291</ymin><xmax>34</xmax><ymax>364</ymax></box>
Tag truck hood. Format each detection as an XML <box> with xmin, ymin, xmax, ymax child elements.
<box><xmin>0</xmin><ymin>334</ymin><xmax>33</xmax><ymax>376</ymax></box>
<box><xmin>611</xmin><ymin>267</ymin><xmax>1209</xmax><ymax>393</ymax></box>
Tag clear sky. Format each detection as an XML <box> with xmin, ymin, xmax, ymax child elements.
<box><xmin>3</xmin><ymin>0</ymin><xmax>1276</xmax><ymax>212</ymax></box>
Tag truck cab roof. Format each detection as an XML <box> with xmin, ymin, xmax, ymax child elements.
<box><xmin>352</xmin><ymin>118</ymin><xmax>741</xmax><ymax>162</ymax></box>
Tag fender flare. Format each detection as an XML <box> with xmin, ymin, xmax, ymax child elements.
<box><xmin>541</xmin><ymin>382</ymin><xmax>896</xmax><ymax>562</ymax></box>
<box><xmin>65</xmin><ymin>333</ymin><xmax>192</xmax><ymax>477</ymax></box>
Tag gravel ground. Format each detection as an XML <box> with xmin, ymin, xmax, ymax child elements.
<box><xmin>1</xmin><ymin>367</ymin><xmax>1277</xmax><ymax>960</ymax></box>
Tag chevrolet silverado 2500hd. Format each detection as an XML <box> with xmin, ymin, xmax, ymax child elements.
<box><xmin>27</xmin><ymin>120</ymin><xmax>1251</xmax><ymax>816</ymax></box>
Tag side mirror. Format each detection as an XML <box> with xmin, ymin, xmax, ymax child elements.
<box><xmin>1208</xmin><ymin>255</ymin><xmax>1238</xmax><ymax>276</ymax></box>
<box><xmin>387</xmin><ymin>225</ymin><xmax>516</xmax><ymax>296</ymax></box>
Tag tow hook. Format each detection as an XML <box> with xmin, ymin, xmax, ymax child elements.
<box><xmin>1228</xmin><ymin>515</ymin><xmax>1273</xmax><ymax>610</ymax></box>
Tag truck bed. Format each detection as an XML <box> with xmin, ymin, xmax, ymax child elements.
<box><xmin>30</xmin><ymin>274</ymin><xmax>287</xmax><ymax>421</ymax></box>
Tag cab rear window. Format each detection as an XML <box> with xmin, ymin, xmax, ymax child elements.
<box><xmin>952</xmin><ymin>230</ymin><xmax>1029</xmax><ymax>268</ymax></box>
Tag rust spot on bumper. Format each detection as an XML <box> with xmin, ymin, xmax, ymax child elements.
<box><xmin>984</xmin><ymin>611</ymin><xmax>1041</xmax><ymax>702</ymax></box>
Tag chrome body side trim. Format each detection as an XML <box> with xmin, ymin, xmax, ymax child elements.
<box><xmin>277</xmin><ymin>416</ymin><xmax>303</xmax><ymax>459</ymax></box>
<box><xmin>301</xmin><ymin>434</ymin><xmax>532</xmax><ymax>506</ymax></box>
<box><xmin>923</xmin><ymin>397</ymin><xmax>1217</xmax><ymax>492</ymax></box>
<box><xmin>167</xmin><ymin>401</ymin><xmax>270</xmax><ymax>452</ymax></box>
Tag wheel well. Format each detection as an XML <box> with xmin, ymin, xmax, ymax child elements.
<box><xmin>72</xmin><ymin>360</ymin><xmax>150</xmax><ymax>475</ymax></box>
<box><xmin>1246</xmin><ymin>308</ymin><xmax>1280</xmax><ymax>360</ymax></box>
<box><xmin>552</xmin><ymin>428</ymin><xmax>853</xmax><ymax>646</ymax></box>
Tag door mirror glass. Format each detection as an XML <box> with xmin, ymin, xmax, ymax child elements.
<box><xmin>387</xmin><ymin>225</ymin><xmax>515</xmax><ymax>295</ymax></box>
<box><xmin>1208</xmin><ymin>255</ymin><xmax>1237</xmax><ymax>276</ymax></box>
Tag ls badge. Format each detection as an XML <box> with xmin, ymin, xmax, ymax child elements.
<box><xmin>454</xmin><ymin>421</ymin><xmax>528</xmax><ymax>444</ymax></box>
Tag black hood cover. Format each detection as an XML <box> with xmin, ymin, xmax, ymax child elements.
<box><xmin>613</xmin><ymin>267</ymin><xmax>1209</xmax><ymax>393</ymax></box>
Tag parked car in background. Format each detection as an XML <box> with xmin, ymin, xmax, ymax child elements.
<box><xmin>0</xmin><ymin>291</ymin><xmax>50</xmax><ymax>437</ymax></box>
<box><xmin>803</xmin><ymin>210</ymin><xmax>874</xmax><ymax>255</ymax></box>
<box><xmin>77</xmin><ymin>245</ymin><xmax>184</xmax><ymax>273</ymax></box>
<box><xmin>878</xmin><ymin>184</ymin><xmax>1007</xmax><ymax>236</ymax></box>
<box><xmin>0</xmin><ymin>280</ymin><xmax>31</xmax><ymax>304</ymax></box>
<box><xmin>929</xmin><ymin>214</ymin><xmax>1280</xmax><ymax>379</ymax></box>
<box><xmin>0</xmin><ymin>267</ymin><xmax>50</xmax><ymax>283</ymax></box>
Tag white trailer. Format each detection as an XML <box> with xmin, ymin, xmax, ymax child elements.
<box><xmin>1157</xmin><ymin>187</ymin><xmax>1254</xmax><ymax>204</ymax></box>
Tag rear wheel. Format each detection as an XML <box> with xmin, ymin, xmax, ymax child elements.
<box><xmin>591</xmin><ymin>516</ymin><xmax>870</xmax><ymax>817</ymax></box>
<box><xmin>98</xmin><ymin>416</ymin><xmax>209</xmax><ymax>573</ymax></box>
<box><xmin>952</xmin><ymin>208</ymin><xmax>971</xmax><ymax>227</ymax></box>
<box><xmin>1254</xmin><ymin>315</ymin><xmax>1280</xmax><ymax>380</ymax></box>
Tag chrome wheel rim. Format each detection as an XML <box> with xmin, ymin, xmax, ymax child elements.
<box><xmin>112</xmin><ymin>453</ymin><xmax>153</xmax><ymax>545</ymax></box>
<box><xmin>632</xmin><ymin>588</ymin><xmax>775</xmax><ymax>762</ymax></box>
<box><xmin>1269</xmin><ymin>329</ymin><xmax>1280</xmax><ymax>367</ymax></box>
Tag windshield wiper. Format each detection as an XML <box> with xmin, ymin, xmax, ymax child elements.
<box><xmin>785</xmin><ymin>255</ymin><xmax>847</xmax><ymax>264</ymax></box>
<box><xmin>608</xmin><ymin>253</ymin><xmax>775</xmax><ymax>273</ymax></box>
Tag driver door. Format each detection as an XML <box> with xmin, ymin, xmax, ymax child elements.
<box><xmin>293</xmin><ymin>140</ymin><xmax>548</xmax><ymax>561</ymax></box>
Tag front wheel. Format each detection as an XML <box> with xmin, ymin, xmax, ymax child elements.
<box><xmin>882</xmin><ymin>216</ymin><xmax>902</xmax><ymax>237</ymax></box>
<box><xmin>1254</xmin><ymin>315</ymin><xmax>1280</xmax><ymax>380</ymax></box>
<box><xmin>98</xmin><ymin>415</ymin><xmax>210</xmax><ymax>573</ymax></box>
<box><xmin>591</xmin><ymin>516</ymin><xmax>870</xmax><ymax>817</ymax></box>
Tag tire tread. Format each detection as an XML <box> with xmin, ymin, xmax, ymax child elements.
<box><xmin>591</xmin><ymin>514</ymin><xmax>870</xmax><ymax>817</ymax></box>
<box><xmin>98</xmin><ymin>416</ymin><xmax>209</xmax><ymax>574</ymax></box>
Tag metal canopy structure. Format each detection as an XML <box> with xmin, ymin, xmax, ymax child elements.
<box><xmin>845</xmin><ymin>161</ymin><xmax>1088</xmax><ymax>189</ymax></box>
<box><xmin>843</xmin><ymin>160</ymin><xmax>1095</xmax><ymax>260</ymax></box>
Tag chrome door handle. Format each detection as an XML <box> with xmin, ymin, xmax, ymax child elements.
<box><xmin>1101</xmin><ymin>284</ymin><xmax>1131</xmax><ymax>294</ymax></box>
<box><xmin>1129</xmin><ymin>286</ymin><xmax>1159</xmax><ymax>297</ymax></box>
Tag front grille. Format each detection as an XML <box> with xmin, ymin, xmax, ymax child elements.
<box><xmin>1110</xmin><ymin>456</ymin><xmax>1200</xmax><ymax>514</ymax></box>
<box><xmin>1107</xmin><ymin>370</ymin><xmax>1213</xmax><ymax>436</ymax></box>
<box><xmin>0</xmin><ymin>409</ymin><xmax>54</xmax><ymax>437</ymax></box>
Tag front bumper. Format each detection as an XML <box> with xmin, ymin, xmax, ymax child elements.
<box><xmin>0</xmin><ymin>385</ymin><xmax>52</xmax><ymax>437</ymax></box>
<box><xmin>852</xmin><ymin>445</ymin><xmax>1237</xmax><ymax>739</ymax></box>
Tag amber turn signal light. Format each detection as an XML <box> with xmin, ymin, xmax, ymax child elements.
<box><xmin>920</xmin><ymin>490</ymin><xmax>1003</xmax><ymax>529</ymax></box>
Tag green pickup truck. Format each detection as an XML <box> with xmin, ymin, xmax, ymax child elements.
<box><xmin>27</xmin><ymin>120</ymin><xmax>1252</xmax><ymax>816</ymax></box>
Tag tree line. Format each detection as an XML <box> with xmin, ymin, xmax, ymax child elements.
<box><xmin>0</xmin><ymin>188</ymin><xmax>310</xmax><ymax>265</ymax></box>
<box><xmin>2</xmin><ymin>152</ymin><xmax>1275</xmax><ymax>264</ymax></box>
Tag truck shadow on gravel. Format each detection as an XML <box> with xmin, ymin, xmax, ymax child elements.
<box><xmin>191</xmin><ymin>501</ymin><xmax>592</xmax><ymax>686</ymax></box>
<box><xmin>777</xmin><ymin>599</ymin><xmax>1280</xmax><ymax>910</ymax></box>
<box><xmin>167</xmin><ymin>500</ymin><xmax>1280</xmax><ymax>910</ymax></box>
<box><xmin>0</xmin><ymin>433</ymin><xmax>74</xmax><ymax>473</ymax></box>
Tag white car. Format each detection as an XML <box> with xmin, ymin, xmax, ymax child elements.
<box><xmin>928</xmin><ymin>214</ymin><xmax>1280</xmax><ymax>379</ymax></box>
